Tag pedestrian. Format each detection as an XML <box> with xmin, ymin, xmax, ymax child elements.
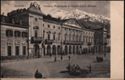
<box><xmin>87</xmin><ymin>64</ymin><xmax>91</xmax><ymax>73</ymax></box>
<box><xmin>60</xmin><ymin>56</ymin><xmax>63</xmax><ymax>61</ymax></box>
<box><xmin>34</xmin><ymin>69</ymin><xmax>43</xmax><ymax>78</ymax></box>
<box><xmin>67</xmin><ymin>63</ymin><xmax>71</xmax><ymax>71</ymax></box>
<box><xmin>104</xmin><ymin>53</ymin><xmax>106</xmax><ymax>57</ymax></box>
<box><xmin>68</xmin><ymin>56</ymin><xmax>71</xmax><ymax>61</ymax></box>
<box><xmin>54</xmin><ymin>56</ymin><xmax>57</xmax><ymax>62</ymax></box>
<box><xmin>50</xmin><ymin>54</ymin><xmax>52</xmax><ymax>57</ymax></box>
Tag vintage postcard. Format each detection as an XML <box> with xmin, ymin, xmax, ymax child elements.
<box><xmin>0</xmin><ymin>0</ymin><xmax>124</xmax><ymax>80</ymax></box>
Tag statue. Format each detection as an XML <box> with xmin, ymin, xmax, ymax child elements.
<box><xmin>29</xmin><ymin>2</ymin><xmax>41</xmax><ymax>12</ymax></box>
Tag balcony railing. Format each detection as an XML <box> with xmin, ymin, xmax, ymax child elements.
<box><xmin>45</xmin><ymin>39</ymin><xmax>53</xmax><ymax>44</ymax></box>
<box><xmin>63</xmin><ymin>41</ymin><xmax>84</xmax><ymax>45</ymax></box>
<box><xmin>31</xmin><ymin>37</ymin><xmax>42</xmax><ymax>43</ymax></box>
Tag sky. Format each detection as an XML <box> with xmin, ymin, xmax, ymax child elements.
<box><xmin>1</xmin><ymin>1</ymin><xmax>110</xmax><ymax>18</ymax></box>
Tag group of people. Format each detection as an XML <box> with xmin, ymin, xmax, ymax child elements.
<box><xmin>54</xmin><ymin>55</ymin><xmax>71</xmax><ymax>62</ymax></box>
<box><xmin>66</xmin><ymin>63</ymin><xmax>92</xmax><ymax>75</ymax></box>
<box><xmin>67</xmin><ymin>64</ymin><xmax>81</xmax><ymax>73</ymax></box>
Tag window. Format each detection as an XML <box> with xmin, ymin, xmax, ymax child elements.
<box><xmin>35</xmin><ymin>30</ymin><xmax>38</xmax><ymax>37</ymax></box>
<box><xmin>48</xmin><ymin>32</ymin><xmax>51</xmax><ymax>40</ymax></box>
<box><xmin>65</xmin><ymin>34</ymin><xmax>67</xmax><ymax>41</ymax></box>
<box><xmin>14</xmin><ymin>31</ymin><xmax>21</xmax><ymax>37</ymax></box>
<box><xmin>15</xmin><ymin>46</ymin><xmax>19</xmax><ymax>56</ymax></box>
<box><xmin>58</xmin><ymin>33</ymin><xmax>60</xmax><ymax>40</ymax></box>
<box><xmin>43</xmin><ymin>24</ymin><xmax>44</xmax><ymax>27</ymax></box>
<box><xmin>7</xmin><ymin>46</ymin><xmax>11</xmax><ymax>56</ymax></box>
<box><xmin>84</xmin><ymin>36</ymin><xmax>86</xmax><ymax>43</ymax></box>
<box><xmin>33</xmin><ymin>26</ymin><xmax>39</xmax><ymax>29</ymax></box>
<box><xmin>53</xmin><ymin>26</ymin><xmax>55</xmax><ymax>28</ymax></box>
<box><xmin>69</xmin><ymin>34</ymin><xmax>71</xmax><ymax>41</ymax></box>
<box><xmin>23</xmin><ymin>46</ymin><xmax>26</xmax><ymax>55</ymax></box>
<box><xmin>79</xmin><ymin>35</ymin><xmax>81</xmax><ymax>41</ymax></box>
<box><xmin>6</xmin><ymin>30</ymin><xmax>13</xmax><ymax>37</ymax></box>
<box><xmin>22</xmin><ymin>32</ymin><xmax>28</xmax><ymax>37</ymax></box>
<box><xmin>82</xmin><ymin>36</ymin><xmax>84</xmax><ymax>41</ymax></box>
<box><xmin>33</xmin><ymin>26</ymin><xmax>39</xmax><ymax>37</ymax></box>
<box><xmin>35</xmin><ymin>18</ymin><xmax>38</xmax><ymax>21</ymax></box>
<box><xmin>53</xmin><ymin>32</ymin><xmax>56</xmax><ymax>40</ymax></box>
<box><xmin>48</xmin><ymin>24</ymin><xmax>50</xmax><ymax>28</ymax></box>
<box><xmin>43</xmin><ymin>30</ymin><xmax>45</xmax><ymax>38</ymax></box>
<box><xmin>73</xmin><ymin>34</ymin><xmax>75</xmax><ymax>41</ymax></box>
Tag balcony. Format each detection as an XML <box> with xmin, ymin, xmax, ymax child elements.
<box><xmin>45</xmin><ymin>39</ymin><xmax>53</xmax><ymax>44</ymax></box>
<box><xmin>31</xmin><ymin>37</ymin><xmax>42</xmax><ymax>43</ymax></box>
<box><xmin>63</xmin><ymin>41</ymin><xmax>84</xmax><ymax>45</ymax></box>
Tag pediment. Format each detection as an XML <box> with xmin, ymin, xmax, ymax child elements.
<box><xmin>63</xmin><ymin>19</ymin><xmax>81</xmax><ymax>28</ymax></box>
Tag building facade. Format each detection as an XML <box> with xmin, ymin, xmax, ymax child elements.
<box><xmin>0</xmin><ymin>2</ymin><xmax>109</xmax><ymax>59</ymax></box>
<box><xmin>1</xmin><ymin>15</ymin><xmax>28</xmax><ymax>59</ymax></box>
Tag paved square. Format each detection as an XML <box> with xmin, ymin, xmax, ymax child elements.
<box><xmin>1</xmin><ymin>54</ymin><xmax>110</xmax><ymax>78</ymax></box>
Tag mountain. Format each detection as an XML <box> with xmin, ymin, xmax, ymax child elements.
<box><xmin>46</xmin><ymin>8</ymin><xmax>110</xmax><ymax>24</ymax></box>
<box><xmin>42</xmin><ymin>7</ymin><xmax>110</xmax><ymax>31</ymax></box>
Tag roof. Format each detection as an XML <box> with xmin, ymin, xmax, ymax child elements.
<box><xmin>78</xmin><ymin>19</ymin><xmax>104</xmax><ymax>31</ymax></box>
<box><xmin>62</xmin><ymin>18</ymin><xmax>82</xmax><ymax>28</ymax></box>
<box><xmin>1</xmin><ymin>22</ymin><xmax>28</xmax><ymax>29</ymax></box>
<box><xmin>42</xmin><ymin>14</ymin><xmax>63</xmax><ymax>24</ymax></box>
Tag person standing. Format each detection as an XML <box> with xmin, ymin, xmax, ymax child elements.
<box><xmin>87</xmin><ymin>64</ymin><xmax>92</xmax><ymax>73</ymax></box>
<box><xmin>68</xmin><ymin>55</ymin><xmax>71</xmax><ymax>61</ymax></box>
<box><xmin>34</xmin><ymin>69</ymin><xmax>43</xmax><ymax>78</ymax></box>
<box><xmin>60</xmin><ymin>56</ymin><xmax>63</xmax><ymax>61</ymax></box>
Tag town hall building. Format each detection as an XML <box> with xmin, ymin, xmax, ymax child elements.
<box><xmin>0</xmin><ymin>2</ymin><xmax>110</xmax><ymax>59</ymax></box>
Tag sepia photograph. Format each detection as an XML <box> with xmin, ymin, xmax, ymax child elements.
<box><xmin>1</xmin><ymin>0</ymin><xmax>112</xmax><ymax>79</ymax></box>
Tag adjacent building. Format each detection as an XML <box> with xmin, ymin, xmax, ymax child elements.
<box><xmin>1</xmin><ymin>15</ymin><xmax>28</xmax><ymax>59</ymax></box>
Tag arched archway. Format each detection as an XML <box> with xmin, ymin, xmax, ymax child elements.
<box><xmin>47</xmin><ymin>45</ymin><xmax>51</xmax><ymax>56</ymax></box>
<box><xmin>69</xmin><ymin>45</ymin><xmax>71</xmax><ymax>54</ymax></box>
<box><xmin>57</xmin><ymin>45</ymin><xmax>61</xmax><ymax>55</ymax></box>
<box><xmin>42</xmin><ymin>45</ymin><xmax>45</xmax><ymax>56</ymax></box>
<box><xmin>76</xmin><ymin>46</ymin><xmax>79</xmax><ymax>54</ymax></box>
<box><xmin>52</xmin><ymin>45</ymin><xmax>56</xmax><ymax>55</ymax></box>
<box><xmin>65</xmin><ymin>45</ymin><xmax>68</xmax><ymax>55</ymax></box>
<box><xmin>34</xmin><ymin>44</ymin><xmax>40</xmax><ymax>57</ymax></box>
<box><xmin>84</xmin><ymin>48</ymin><xmax>87</xmax><ymax>54</ymax></box>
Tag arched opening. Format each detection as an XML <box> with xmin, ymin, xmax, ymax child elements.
<box><xmin>34</xmin><ymin>44</ymin><xmax>40</xmax><ymax>57</ymax></box>
<box><xmin>52</xmin><ymin>45</ymin><xmax>56</xmax><ymax>55</ymax></box>
<box><xmin>65</xmin><ymin>45</ymin><xmax>68</xmax><ymax>55</ymax></box>
<box><xmin>42</xmin><ymin>46</ymin><xmax>45</xmax><ymax>56</ymax></box>
<box><xmin>76</xmin><ymin>46</ymin><xmax>79</xmax><ymax>54</ymax></box>
<box><xmin>6</xmin><ymin>30</ymin><xmax>13</xmax><ymax>37</ymax></box>
<box><xmin>57</xmin><ymin>45</ymin><xmax>61</xmax><ymax>55</ymax></box>
<box><xmin>33</xmin><ymin>26</ymin><xmax>39</xmax><ymax>38</ymax></box>
<box><xmin>82</xmin><ymin>48</ymin><xmax>84</xmax><ymax>54</ymax></box>
<box><xmin>69</xmin><ymin>45</ymin><xmax>71</xmax><ymax>54</ymax></box>
<box><xmin>84</xmin><ymin>48</ymin><xmax>87</xmax><ymax>54</ymax></box>
<box><xmin>79</xmin><ymin>45</ymin><xmax>82</xmax><ymax>54</ymax></box>
<box><xmin>47</xmin><ymin>45</ymin><xmax>51</xmax><ymax>56</ymax></box>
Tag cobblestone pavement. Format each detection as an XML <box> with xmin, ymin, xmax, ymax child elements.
<box><xmin>1</xmin><ymin>53</ymin><xmax>110</xmax><ymax>78</ymax></box>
